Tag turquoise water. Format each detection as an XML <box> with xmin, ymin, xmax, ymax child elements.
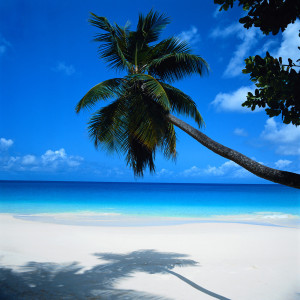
<box><xmin>0</xmin><ymin>181</ymin><xmax>299</xmax><ymax>218</ymax></box>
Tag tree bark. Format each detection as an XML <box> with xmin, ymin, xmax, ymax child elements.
<box><xmin>167</xmin><ymin>114</ymin><xmax>300</xmax><ymax>189</ymax></box>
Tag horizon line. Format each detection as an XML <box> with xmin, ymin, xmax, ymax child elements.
<box><xmin>0</xmin><ymin>179</ymin><xmax>278</xmax><ymax>186</ymax></box>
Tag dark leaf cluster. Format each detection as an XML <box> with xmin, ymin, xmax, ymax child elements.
<box><xmin>214</xmin><ymin>0</ymin><xmax>300</xmax><ymax>35</ymax></box>
<box><xmin>242</xmin><ymin>52</ymin><xmax>300</xmax><ymax>126</ymax></box>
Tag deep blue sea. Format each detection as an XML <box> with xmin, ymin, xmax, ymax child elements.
<box><xmin>0</xmin><ymin>181</ymin><xmax>299</xmax><ymax>221</ymax></box>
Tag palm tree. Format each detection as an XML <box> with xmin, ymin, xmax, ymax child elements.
<box><xmin>76</xmin><ymin>10</ymin><xmax>300</xmax><ymax>189</ymax></box>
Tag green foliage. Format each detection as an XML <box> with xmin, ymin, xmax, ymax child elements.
<box><xmin>242</xmin><ymin>53</ymin><xmax>300</xmax><ymax>126</ymax></box>
<box><xmin>214</xmin><ymin>0</ymin><xmax>300</xmax><ymax>35</ymax></box>
<box><xmin>77</xmin><ymin>10</ymin><xmax>208</xmax><ymax>176</ymax></box>
<box><xmin>214</xmin><ymin>0</ymin><xmax>300</xmax><ymax>125</ymax></box>
<box><xmin>75</xmin><ymin>78</ymin><xmax>125</xmax><ymax>112</ymax></box>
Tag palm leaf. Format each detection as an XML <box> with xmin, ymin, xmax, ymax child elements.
<box><xmin>161</xmin><ymin>82</ymin><xmax>204</xmax><ymax>127</ymax></box>
<box><xmin>126</xmin><ymin>74</ymin><xmax>171</xmax><ymax>110</ymax></box>
<box><xmin>150</xmin><ymin>37</ymin><xmax>192</xmax><ymax>56</ymax></box>
<box><xmin>125</xmin><ymin>98</ymin><xmax>176</xmax><ymax>176</ymax></box>
<box><xmin>88</xmin><ymin>95</ymin><xmax>158</xmax><ymax>176</ymax></box>
<box><xmin>76</xmin><ymin>78</ymin><xmax>125</xmax><ymax>113</ymax></box>
<box><xmin>148</xmin><ymin>52</ymin><xmax>209</xmax><ymax>82</ymax></box>
<box><xmin>88</xmin><ymin>97</ymin><xmax>128</xmax><ymax>152</ymax></box>
<box><xmin>89</xmin><ymin>13</ymin><xmax>132</xmax><ymax>71</ymax></box>
<box><xmin>126</xmin><ymin>136</ymin><xmax>156</xmax><ymax>176</ymax></box>
<box><xmin>159</xmin><ymin>122</ymin><xmax>177</xmax><ymax>159</ymax></box>
<box><xmin>88</xmin><ymin>92</ymin><xmax>176</xmax><ymax>176</ymax></box>
<box><xmin>136</xmin><ymin>10</ymin><xmax>170</xmax><ymax>45</ymax></box>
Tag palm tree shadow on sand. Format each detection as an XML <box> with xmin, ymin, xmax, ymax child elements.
<box><xmin>0</xmin><ymin>250</ymin><xmax>230</xmax><ymax>299</ymax></box>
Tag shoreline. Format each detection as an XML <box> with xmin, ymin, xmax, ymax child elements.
<box><xmin>1</xmin><ymin>211</ymin><xmax>299</xmax><ymax>228</ymax></box>
<box><xmin>0</xmin><ymin>213</ymin><xmax>299</xmax><ymax>299</ymax></box>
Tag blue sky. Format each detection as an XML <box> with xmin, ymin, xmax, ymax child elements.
<box><xmin>0</xmin><ymin>0</ymin><xmax>299</xmax><ymax>183</ymax></box>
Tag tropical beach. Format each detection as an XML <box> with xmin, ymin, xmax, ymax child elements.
<box><xmin>0</xmin><ymin>181</ymin><xmax>300</xmax><ymax>299</ymax></box>
<box><xmin>0</xmin><ymin>212</ymin><xmax>299</xmax><ymax>299</ymax></box>
<box><xmin>1</xmin><ymin>0</ymin><xmax>300</xmax><ymax>299</ymax></box>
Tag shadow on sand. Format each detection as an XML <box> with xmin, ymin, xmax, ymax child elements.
<box><xmin>0</xmin><ymin>250</ymin><xmax>230</xmax><ymax>299</ymax></box>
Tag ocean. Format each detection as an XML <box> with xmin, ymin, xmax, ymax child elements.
<box><xmin>1</xmin><ymin>180</ymin><xmax>299</xmax><ymax>226</ymax></box>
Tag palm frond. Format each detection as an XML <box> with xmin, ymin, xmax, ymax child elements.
<box><xmin>88</xmin><ymin>92</ymin><xmax>176</xmax><ymax>176</ymax></box>
<box><xmin>88</xmin><ymin>97</ymin><xmax>128</xmax><ymax>152</ymax></box>
<box><xmin>159</xmin><ymin>122</ymin><xmax>177</xmax><ymax>159</ymax></box>
<box><xmin>126</xmin><ymin>136</ymin><xmax>156</xmax><ymax>176</ymax></box>
<box><xmin>124</xmin><ymin>94</ymin><xmax>176</xmax><ymax>176</ymax></box>
<box><xmin>88</xmin><ymin>95</ymin><xmax>158</xmax><ymax>176</ymax></box>
<box><xmin>126</xmin><ymin>74</ymin><xmax>171</xmax><ymax>110</ymax></box>
<box><xmin>129</xmin><ymin>94</ymin><xmax>172</xmax><ymax>146</ymax></box>
<box><xmin>76</xmin><ymin>78</ymin><xmax>125</xmax><ymax>113</ymax></box>
<box><xmin>136</xmin><ymin>10</ymin><xmax>170</xmax><ymax>45</ymax></box>
<box><xmin>89</xmin><ymin>13</ymin><xmax>132</xmax><ymax>71</ymax></box>
<box><xmin>161</xmin><ymin>82</ymin><xmax>204</xmax><ymax>127</ymax></box>
<box><xmin>89</xmin><ymin>13</ymin><xmax>114</xmax><ymax>32</ymax></box>
<box><xmin>148</xmin><ymin>52</ymin><xmax>209</xmax><ymax>82</ymax></box>
<box><xmin>150</xmin><ymin>37</ymin><xmax>192</xmax><ymax>56</ymax></box>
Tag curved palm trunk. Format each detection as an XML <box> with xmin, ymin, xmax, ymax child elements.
<box><xmin>167</xmin><ymin>114</ymin><xmax>300</xmax><ymax>189</ymax></box>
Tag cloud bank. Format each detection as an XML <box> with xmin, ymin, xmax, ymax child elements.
<box><xmin>0</xmin><ymin>138</ymin><xmax>14</xmax><ymax>150</ymax></box>
<box><xmin>182</xmin><ymin>160</ymin><xmax>251</xmax><ymax>178</ymax></box>
<box><xmin>261</xmin><ymin>118</ymin><xmax>300</xmax><ymax>156</ymax></box>
<box><xmin>271</xmin><ymin>20</ymin><xmax>300</xmax><ymax>64</ymax></box>
<box><xmin>211</xmin><ymin>23</ymin><xmax>261</xmax><ymax>77</ymax></box>
<box><xmin>0</xmin><ymin>138</ymin><xmax>83</xmax><ymax>172</ymax></box>
<box><xmin>211</xmin><ymin>85</ymin><xmax>257</xmax><ymax>112</ymax></box>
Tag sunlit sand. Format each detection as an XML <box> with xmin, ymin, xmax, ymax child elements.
<box><xmin>0</xmin><ymin>213</ymin><xmax>299</xmax><ymax>299</ymax></box>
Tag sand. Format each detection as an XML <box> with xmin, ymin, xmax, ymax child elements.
<box><xmin>0</xmin><ymin>213</ymin><xmax>299</xmax><ymax>299</ymax></box>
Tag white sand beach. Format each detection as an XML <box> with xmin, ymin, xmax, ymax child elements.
<box><xmin>0</xmin><ymin>213</ymin><xmax>299</xmax><ymax>300</ymax></box>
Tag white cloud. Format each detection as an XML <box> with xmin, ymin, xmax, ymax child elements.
<box><xmin>210</xmin><ymin>23</ymin><xmax>241</xmax><ymax>38</ymax></box>
<box><xmin>0</xmin><ymin>138</ymin><xmax>13</xmax><ymax>150</ymax></box>
<box><xmin>225</xmin><ymin>28</ymin><xmax>261</xmax><ymax>77</ymax></box>
<box><xmin>42</xmin><ymin>148</ymin><xmax>67</xmax><ymax>163</ymax></box>
<box><xmin>271</xmin><ymin>20</ymin><xmax>300</xmax><ymax>64</ymax></box>
<box><xmin>182</xmin><ymin>165</ymin><xmax>202</xmax><ymax>177</ymax></box>
<box><xmin>2</xmin><ymin>156</ymin><xmax>20</xmax><ymax>170</ymax></box>
<box><xmin>182</xmin><ymin>160</ymin><xmax>251</xmax><ymax>178</ymax></box>
<box><xmin>211</xmin><ymin>23</ymin><xmax>262</xmax><ymax>77</ymax></box>
<box><xmin>1</xmin><ymin>145</ymin><xmax>83</xmax><ymax>172</ymax></box>
<box><xmin>178</xmin><ymin>26</ymin><xmax>200</xmax><ymax>45</ymax></box>
<box><xmin>261</xmin><ymin>118</ymin><xmax>300</xmax><ymax>156</ymax></box>
<box><xmin>205</xmin><ymin>160</ymin><xmax>262</xmax><ymax>178</ymax></box>
<box><xmin>53</xmin><ymin>62</ymin><xmax>75</xmax><ymax>76</ymax></box>
<box><xmin>22</xmin><ymin>155</ymin><xmax>37</xmax><ymax>165</ymax></box>
<box><xmin>204</xmin><ymin>160</ymin><xmax>239</xmax><ymax>176</ymax></box>
<box><xmin>234</xmin><ymin>128</ymin><xmax>248</xmax><ymax>136</ymax></box>
<box><xmin>211</xmin><ymin>20</ymin><xmax>299</xmax><ymax>77</ymax></box>
<box><xmin>41</xmin><ymin>148</ymin><xmax>83</xmax><ymax>168</ymax></box>
<box><xmin>211</xmin><ymin>85</ymin><xmax>259</xmax><ymax>112</ymax></box>
<box><xmin>274</xmin><ymin>159</ymin><xmax>292</xmax><ymax>169</ymax></box>
<box><xmin>204</xmin><ymin>165</ymin><xmax>224</xmax><ymax>176</ymax></box>
<box><xmin>262</xmin><ymin>119</ymin><xmax>300</xmax><ymax>143</ymax></box>
<box><xmin>276</xmin><ymin>146</ymin><xmax>300</xmax><ymax>156</ymax></box>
